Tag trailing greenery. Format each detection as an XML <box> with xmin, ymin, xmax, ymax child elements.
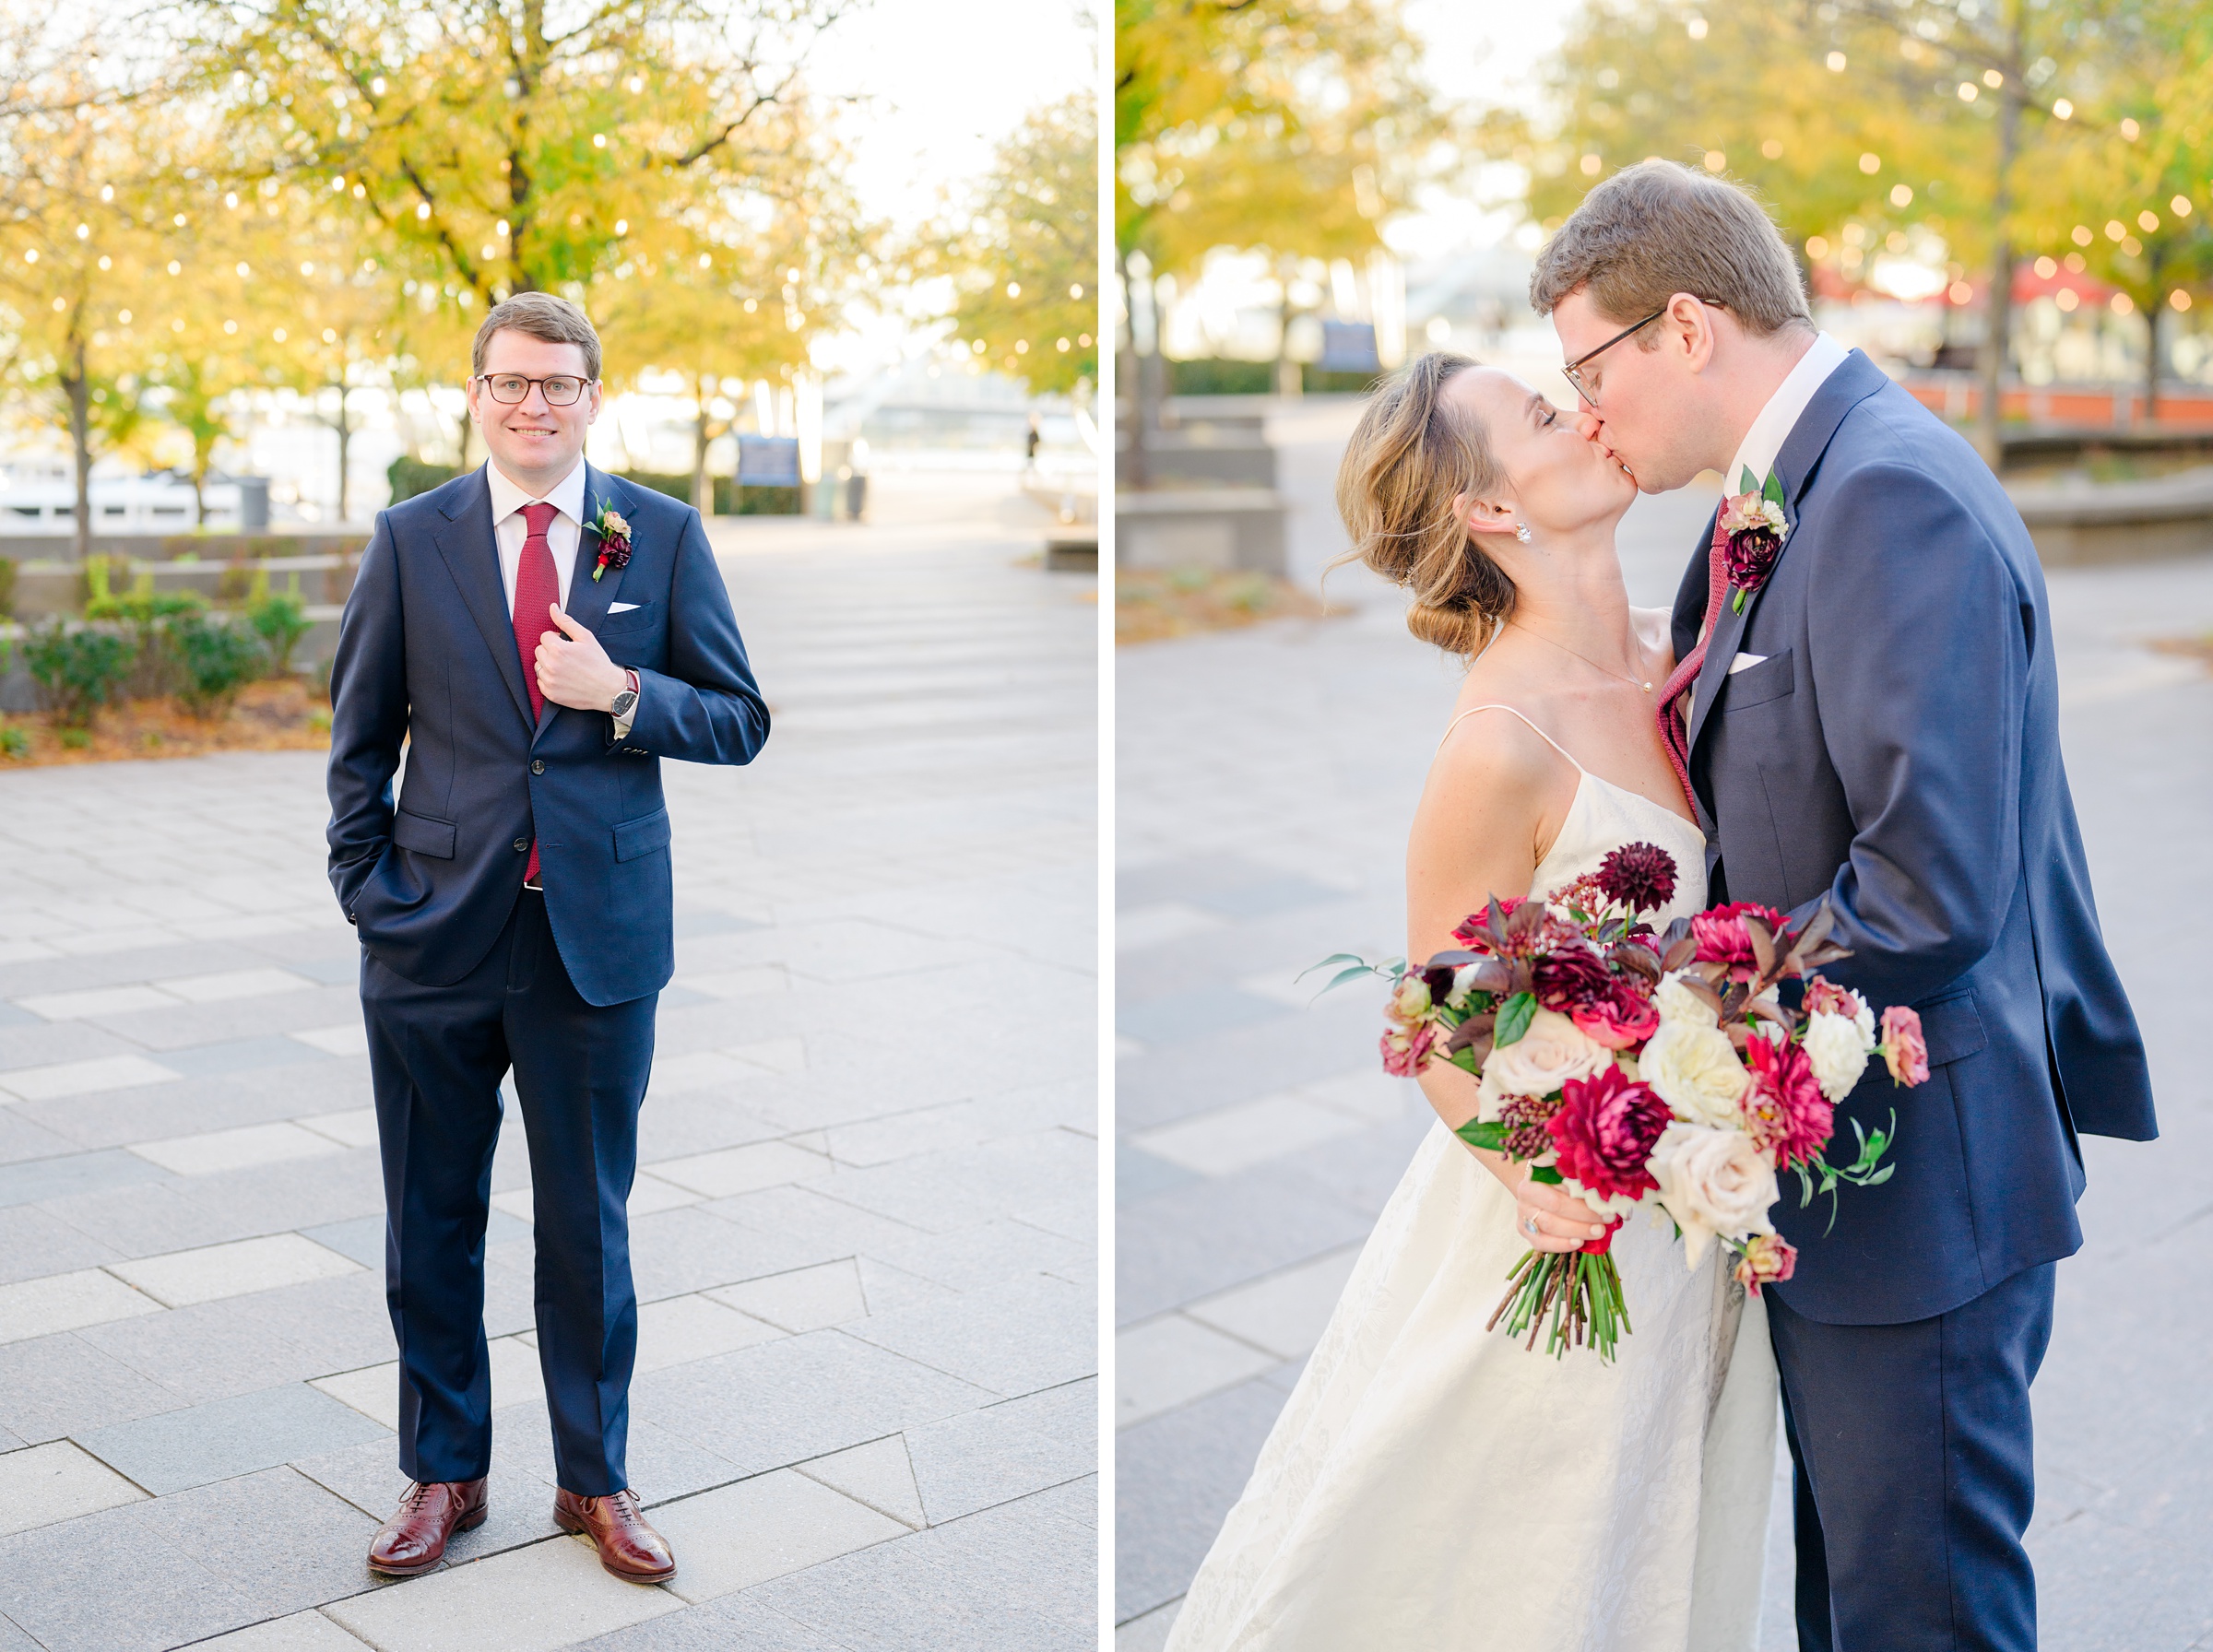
<box><xmin>170</xmin><ymin>614</ymin><xmax>268</xmax><ymax>720</ymax></box>
<box><xmin>387</xmin><ymin>455</ymin><xmax>462</xmax><ymax>504</ymax></box>
<box><xmin>22</xmin><ymin>620</ymin><xmax>135</xmax><ymax>727</ymax></box>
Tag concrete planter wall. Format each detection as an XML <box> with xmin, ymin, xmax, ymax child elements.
<box><xmin>2006</xmin><ymin>467</ymin><xmax>2213</xmax><ymax>565</ymax></box>
<box><xmin>1116</xmin><ymin>488</ymin><xmax>1287</xmax><ymax>574</ymax></box>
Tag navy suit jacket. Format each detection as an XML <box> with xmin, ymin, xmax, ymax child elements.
<box><xmin>1672</xmin><ymin>349</ymin><xmax>2154</xmax><ymax>1325</ymax></box>
<box><xmin>326</xmin><ymin>464</ymin><xmax>769</xmax><ymax>1007</ymax></box>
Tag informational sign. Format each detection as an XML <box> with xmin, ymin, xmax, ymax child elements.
<box><xmin>736</xmin><ymin>436</ymin><xmax>801</xmax><ymax>487</ymax></box>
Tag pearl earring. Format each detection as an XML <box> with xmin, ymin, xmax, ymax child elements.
<box><xmin>1514</xmin><ymin>522</ymin><xmax>1532</xmax><ymax>544</ymax></box>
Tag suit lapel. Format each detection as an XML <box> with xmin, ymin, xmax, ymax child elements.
<box><xmin>1684</xmin><ymin>349</ymin><xmax>1890</xmax><ymax>757</ymax></box>
<box><xmin>535</xmin><ymin>465</ymin><xmax>631</xmax><ymax>738</ymax></box>
<box><xmin>433</xmin><ymin>468</ymin><xmax>535</xmax><ymax>730</ymax></box>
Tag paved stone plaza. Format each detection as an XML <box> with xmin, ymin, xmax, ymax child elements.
<box><xmin>1115</xmin><ymin>414</ymin><xmax>2213</xmax><ymax>1650</ymax></box>
<box><xmin>0</xmin><ymin>476</ymin><xmax>1098</xmax><ymax>1652</ymax></box>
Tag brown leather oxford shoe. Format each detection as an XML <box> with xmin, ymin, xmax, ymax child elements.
<box><xmin>553</xmin><ymin>1486</ymin><xmax>678</xmax><ymax>1583</ymax></box>
<box><xmin>367</xmin><ymin>1478</ymin><xmax>489</xmax><ymax>1577</ymax></box>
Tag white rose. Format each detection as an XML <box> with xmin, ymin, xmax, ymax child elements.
<box><xmin>1650</xmin><ymin>1122</ymin><xmax>1778</xmax><ymax>1268</ymax></box>
<box><xmin>1445</xmin><ymin>962</ymin><xmax>1482</xmax><ymax>1009</ymax></box>
<box><xmin>1638</xmin><ymin>1019</ymin><xmax>1750</xmax><ymax>1127</ymax></box>
<box><xmin>1475</xmin><ymin>1008</ymin><xmax>1613</xmax><ymax>1119</ymax></box>
<box><xmin>1652</xmin><ymin>972</ymin><xmax>1720</xmax><ymax>1031</ymax></box>
<box><xmin>1803</xmin><ymin>1009</ymin><xmax>1873</xmax><ymax>1103</ymax></box>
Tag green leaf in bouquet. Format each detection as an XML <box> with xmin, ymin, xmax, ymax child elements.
<box><xmin>1740</xmin><ymin>465</ymin><xmax>1760</xmax><ymax>495</ymax></box>
<box><xmin>1495</xmin><ymin>991</ymin><xmax>1537</xmax><ymax>1047</ymax></box>
<box><xmin>1317</xmin><ymin>963</ymin><xmax>1379</xmax><ymax>998</ymax></box>
<box><xmin>1297</xmin><ymin>952</ymin><xmax>1370</xmax><ymax>980</ymax></box>
<box><xmin>1455</xmin><ymin>1118</ymin><xmax>1507</xmax><ymax>1152</ymax></box>
<box><xmin>1527</xmin><ymin>1163</ymin><xmax>1564</xmax><ymax>1186</ymax></box>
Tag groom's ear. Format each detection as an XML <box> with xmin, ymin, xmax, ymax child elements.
<box><xmin>1662</xmin><ymin>292</ymin><xmax>1719</xmax><ymax>372</ymax></box>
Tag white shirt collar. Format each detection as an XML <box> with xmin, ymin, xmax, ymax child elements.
<box><xmin>483</xmin><ymin>456</ymin><xmax>588</xmax><ymax>525</ymax></box>
<box><xmin>1724</xmin><ymin>331</ymin><xmax>1849</xmax><ymax>494</ymax></box>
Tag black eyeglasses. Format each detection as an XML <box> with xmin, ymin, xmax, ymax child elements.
<box><xmin>1561</xmin><ymin>298</ymin><xmax>1724</xmax><ymax>407</ymax></box>
<box><xmin>477</xmin><ymin>373</ymin><xmax>596</xmax><ymax>406</ymax></box>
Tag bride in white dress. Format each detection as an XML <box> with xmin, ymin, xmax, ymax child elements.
<box><xmin>1165</xmin><ymin>354</ymin><xmax>1776</xmax><ymax>1652</ymax></box>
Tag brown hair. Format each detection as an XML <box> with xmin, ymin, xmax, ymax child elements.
<box><xmin>1333</xmin><ymin>351</ymin><xmax>1516</xmax><ymax>659</ymax></box>
<box><xmin>471</xmin><ymin>290</ymin><xmax>603</xmax><ymax>382</ymax></box>
<box><xmin>1529</xmin><ymin>159</ymin><xmax>1810</xmax><ymax>340</ymax></box>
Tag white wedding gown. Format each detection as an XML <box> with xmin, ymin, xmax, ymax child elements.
<box><xmin>1165</xmin><ymin>706</ymin><xmax>1777</xmax><ymax>1652</ymax></box>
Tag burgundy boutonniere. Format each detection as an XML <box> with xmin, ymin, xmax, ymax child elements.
<box><xmin>588</xmin><ymin>500</ymin><xmax>633</xmax><ymax>582</ymax></box>
<box><xmin>1716</xmin><ymin>466</ymin><xmax>1788</xmax><ymax>613</ymax></box>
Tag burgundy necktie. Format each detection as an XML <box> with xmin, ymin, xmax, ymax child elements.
<box><xmin>1654</xmin><ymin>516</ymin><xmax>1731</xmax><ymax>817</ymax></box>
<box><xmin>511</xmin><ymin>500</ymin><xmax>560</xmax><ymax>885</ymax></box>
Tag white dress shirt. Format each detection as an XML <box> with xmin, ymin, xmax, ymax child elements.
<box><xmin>1723</xmin><ymin>330</ymin><xmax>1850</xmax><ymax>494</ymax></box>
<box><xmin>484</xmin><ymin>457</ymin><xmax>587</xmax><ymax>616</ymax></box>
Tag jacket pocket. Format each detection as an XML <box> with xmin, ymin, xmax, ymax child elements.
<box><xmin>1915</xmin><ymin>989</ymin><xmax>1989</xmax><ymax>1068</ymax></box>
<box><xmin>393</xmin><ymin>808</ymin><xmax>456</xmax><ymax>859</ymax></box>
<box><xmin>598</xmin><ymin>601</ymin><xmax>660</xmax><ymax>637</ymax></box>
<box><xmin>612</xmin><ymin>807</ymin><xmax>671</xmax><ymax>863</ymax></box>
<box><xmin>1718</xmin><ymin>647</ymin><xmax>1794</xmax><ymax>712</ymax></box>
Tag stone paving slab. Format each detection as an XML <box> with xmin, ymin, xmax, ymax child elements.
<box><xmin>1115</xmin><ymin>450</ymin><xmax>2213</xmax><ymax>1650</ymax></box>
<box><xmin>0</xmin><ymin>483</ymin><xmax>1096</xmax><ymax>1652</ymax></box>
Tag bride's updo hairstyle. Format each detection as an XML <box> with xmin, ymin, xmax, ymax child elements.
<box><xmin>1334</xmin><ymin>351</ymin><xmax>1516</xmax><ymax>659</ymax></box>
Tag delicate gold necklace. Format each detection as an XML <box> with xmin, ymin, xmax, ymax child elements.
<box><xmin>1509</xmin><ymin>622</ymin><xmax>1653</xmax><ymax>692</ymax></box>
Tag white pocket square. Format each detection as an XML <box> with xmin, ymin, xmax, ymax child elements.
<box><xmin>1727</xmin><ymin>652</ymin><xmax>1768</xmax><ymax>675</ymax></box>
<box><xmin>609</xmin><ymin>602</ymin><xmax>640</xmax><ymax>614</ymax></box>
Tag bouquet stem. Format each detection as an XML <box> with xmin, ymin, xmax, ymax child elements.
<box><xmin>1492</xmin><ymin>1248</ymin><xmax>1627</xmax><ymax>1363</ymax></box>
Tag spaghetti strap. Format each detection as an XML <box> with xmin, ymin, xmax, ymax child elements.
<box><xmin>1434</xmin><ymin>703</ymin><xmax>1588</xmax><ymax>772</ymax></box>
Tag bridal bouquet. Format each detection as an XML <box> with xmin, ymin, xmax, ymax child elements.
<box><xmin>1318</xmin><ymin>843</ymin><xmax>1929</xmax><ymax>1361</ymax></box>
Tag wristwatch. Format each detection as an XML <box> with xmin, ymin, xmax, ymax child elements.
<box><xmin>609</xmin><ymin>669</ymin><xmax>640</xmax><ymax>741</ymax></box>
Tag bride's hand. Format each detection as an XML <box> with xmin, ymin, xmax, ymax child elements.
<box><xmin>1507</xmin><ymin>1168</ymin><xmax>1612</xmax><ymax>1254</ymax></box>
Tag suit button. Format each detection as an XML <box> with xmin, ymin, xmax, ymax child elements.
<box><xmin>530</xmin><ymin>760</ymin><xmax>545</xmax><ymax>775</ymax></box>
<box><xmin>513</xmin><ymin>838</ymin><xmax>528</xmax><ymax>853</ymax></box>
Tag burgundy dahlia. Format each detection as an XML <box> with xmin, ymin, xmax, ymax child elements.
<box><xmin>1596</xmin><ymin>842</ymin><xmax>1678</xmax><ymax>915</ymax></box>
<box><xmin>1546</xmin><ymin>1066</ymin><xmax>1670</xmax><ymax>1203</ymax></box>
<box><xmin>1691</xmin><ymin>901</ymin><xmax>1791</xmax><ymax>971</ymax></box>
<box><xmin>1496</xmin><ymin>1093</ymin><xmax>1562</xmax><ymax>1161</ymax></box>
<box><xmin>1533</xmin><ymin>945</ymin><xmax>1615</xmax><ymax>1014</ymax></box>
<box><xmin>1721</xmin><ymin>524</ymin><xmax>1782</xmax><ymax>594</ymax></box>
<box><xmin>1742</xmin><ymin>1032</ymin><xmax>1832</xmax><ymax>1166</ymax></box>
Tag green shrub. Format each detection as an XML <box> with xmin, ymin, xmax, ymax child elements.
<box><xmin>171</xmin><ymin>613</ymin><xmax>267</xmax><ymax>719</ymax></box>
<box><xmin>0</xmin><ymin>554</ymin><xmax>17</xmax><ymax>619</ymax></box>
<box><xmin>84</xmin><ymin>574</ymin><xmax>207</xmax><ymax>698</ymax></box>
<box><xmin>247</xmin><ymin>585</ymin><xmax>314</xmax><ymax>677</ymax></box>
<box><xmin>22</xmin><ymin>620</ymin><xmax>135</xmax><ymax>727</ymax></box>
<box><xmin>1168</xmin><ymin>358</ymin><xmax>1274</xmax><ymax>395</ymax></box>
<box><xmin>388</xmin><ymin>454</ymin><xmax>462</xmax><ymax>503</ymax></box>
<box><xmin>0</xmin><ymin>722</ymin><xmax>28</xmax><ymax>760</ymax></box>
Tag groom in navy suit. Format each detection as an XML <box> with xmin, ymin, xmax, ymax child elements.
<box><xmin>325</xmin><ymin>291</ymin><xmax>768</xmax><ymax>1581</ymax></box>
<box><xmin>1533</xmin><ymin>164</ymin><xmax>2154</xmax><ymax>1650</ymax></box>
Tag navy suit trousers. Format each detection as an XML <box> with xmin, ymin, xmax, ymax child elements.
<box><xmin>1769</xmin><ymin>1262</ymin><xmax>2056</xmax><ymax>1652</ymax></box>
<box><xmin>361</xmin><ymin>889</ymin><xmax>656</xmax><ymax>1495</ymax></box>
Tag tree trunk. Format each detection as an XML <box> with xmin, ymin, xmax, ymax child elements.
<box><xmin>692</xmin><ymin>382</ymin><xmax>712</xmax><ymax>514</ymax></box>
<box><xmin>1977</xmin><ymin>27</ymin><xmax>2024</xmax><ymax>470</ymax></box>
<box><xmin>2144</xmin><ymin>244</ymin><xmax>2167</xmax><ymax>420</ymax></box>
<box><xmin>1117</xmin><ymin>248</ymin><xmax>1148</xmax><ymax>490</ymax></box>
<box><xmin>67</xmin><ymin>340</ymin><xmax>91</xmax><ymax>564</ymax></box>
<box><xmin>334</xmin><ymin>384</ymin><xmax>353</xmax><ymax>521</ymax></box>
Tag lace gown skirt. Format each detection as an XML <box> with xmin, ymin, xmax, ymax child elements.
<box><xmin>1164</xmin><ymin>1122</ymin><xmax>1777</xmax><ymax>1652</ymax></box>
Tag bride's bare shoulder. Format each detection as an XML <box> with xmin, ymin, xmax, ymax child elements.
<box><xmin>1427</xmin><ymin>700</ymin><xmax>1565</xmax><ymax>796</ymax></box>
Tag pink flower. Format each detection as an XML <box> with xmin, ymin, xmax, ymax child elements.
<box><xmin>1691</xmin><ymin>901</ymin><xmax>1791</xmax><ymax>978</ymax></box>
<box><xmin>1546</xmin><ymin>1066</ymin><xmax>1671</xmax><ymax>1203</ymax></box>
<box><xmin>1880</xmin><ymin>1005</ymin><xmax>1929</xmax><ymax>1086</ymax></box>
<box><xmin>1734</xmin><ymin>1233</ymin><xmax>1797</xmax><ymax>1295</ymax></box>
<box><xmin>1741</xmin><ymin>1032</ymin><xmax>1831</xmax><ymax>1167</ymax></box>
<box><xmin>1450</xmin><ymin>897</ymin><xmax>1522</xmax><ymax>952</ymax></box>
<box><xmin>1571</xmin><ymin>984</ymin><xmax>1661</xmax><ymax>1050</ymax></box>
<box><xmin>1380</xmin><ymin>1023</ymin><xmax>1437</xmax><ymax>1078</ymax></box>
<box><xmin>1804</xmin><ymin>977</ymin><xmax>1865</xmax><ymax>1022</ymax></box>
